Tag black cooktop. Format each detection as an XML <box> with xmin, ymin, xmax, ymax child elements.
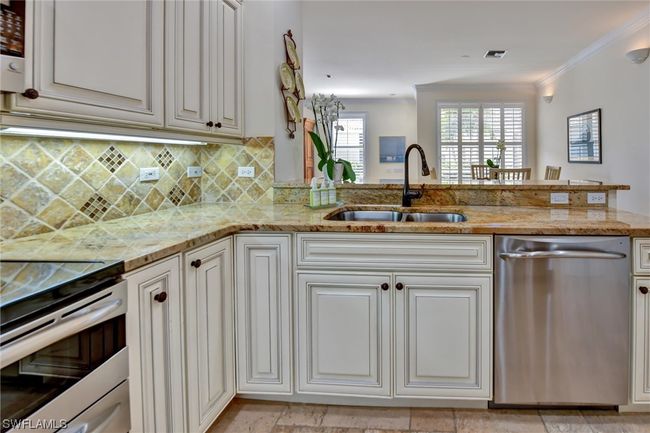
<box><xmin>0</xmin><ymin>260</ymin><xmax>124</xmax><ymax>331</ymax></box>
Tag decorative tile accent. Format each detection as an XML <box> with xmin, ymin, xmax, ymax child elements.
<box><xmin>98</xmin><ymin>145</ymin><xmax>126</xmax><ymax>173</ymax></box>
<box><xmin>156</xmin><ymin>149</ymin><xmax>174</xmax><ymax>169</ymax></box>
<box><xmin>0</xmin><ymin>136</ymin><xmax>275</xmax><ymax>241</ymax></box>
<box><xmin>80</xmin><ymin>193</ymin><xmax>110</xmax><ymax>221</ymax></box>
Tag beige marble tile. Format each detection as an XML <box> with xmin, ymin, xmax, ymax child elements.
<box><xmin>540</xmin><ymin>410</ymin><xmax>594</xmax><ymax>433</ymax></box>
<box><xmin>320</xmin><ymin>406</ymin><xmax>410</xmax><ymax>430</ymax></box>
<box><xmin>455</xmin><ymin>409</ymin><xmax>546</xmax><ymax>433</ymax></box>
<box><xmin>410</xmin><ymin>409</ymin><xmax>455</xmax><ymax>432</ymax></box>
<box><xmin>581</xmin><ymin>410</ymin><xmax>650</xmax><ymax>433</ymax></box>
<box><xmin>207</xmin><ymin>400</ymin><xmax>287</xmax><ymax>433</ymax></box>
<box><xmin>272</xmin><ymin>427</ymin><xmax>363</xmax><ymax>433</ymax></box>
<box><xmin>276</xmin><ymin>404</ymin><xmax>328</xmax><ymax>427</ymax></box>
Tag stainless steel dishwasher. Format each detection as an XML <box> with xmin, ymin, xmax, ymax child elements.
<box><xmin>494</xmin><ymin>236</ymin><xmax>630</xmax><ymax>406</ymax></box>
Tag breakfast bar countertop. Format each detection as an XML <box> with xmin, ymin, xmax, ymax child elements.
<box><xmin>1</xmin><ymin>202</ymin><xmax>650</xmax><ymax>272</ymax></box>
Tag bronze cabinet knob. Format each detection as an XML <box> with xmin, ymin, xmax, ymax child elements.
<box><xmin>215</xmin><ymin>122</ymin><xmax>222</xmax><ymax>128</ymax></box>
<box><xmin>380</xmin><ymin>283</ymin><xmax>389</xmax><ymax>291</ymax></box>
<box><xmin>190</xmin><ymin>259</ymin><xmax>202</xmax><ymax>268</ymax></box>
<box><xmin>22</xmin><ymin>88</ymin><xmax>39</xmax><ymax>99</ymax></box>
<box><xmin>640</xmin><ymin>286</ymin><xmax>649</xmax><ymax>295</ymax></box>
<box><xmin>396</xmin><ymin>282</ymin><xmax>404</xmax><ymax>291</ymax></box>
<box><xmin>206</xmin><ymin>121</ymin><xmax>214</xmax><ymax>127</ymax></box>
<box><xmin>154</xmin><ymin>292</ymin><xmax>168</xmax><ymax>303</ymax></box>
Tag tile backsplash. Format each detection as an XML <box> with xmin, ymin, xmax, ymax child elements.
<box><xmin>0</xmin><ymin>135</ymin><xmax>274</xmax><ymax>241</ymax></box>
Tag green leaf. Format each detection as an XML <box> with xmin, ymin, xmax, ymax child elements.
<box><xmin>339</xmin><ymin>159</ymin><xmax>356</xmax><ymax>182</ymax></box>
<box><xmin>309</xmin><ymin>131</ymin><xmax>328</xmax><ymax>161</ymax></box>
<box><xmin>326</xmin><ymin>159</ymin><xmax>335</xmax><ymax>180</ymax></box>
<box><xmin>317</xmin><ymin>158</ymin><xmax>327</xmax><ymax>171</ymax></box>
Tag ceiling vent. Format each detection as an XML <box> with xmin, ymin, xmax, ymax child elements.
<box><xmin>484</xmin><ymin>50</ymin><xmax>507</xmax><ymax>59</ymax></box>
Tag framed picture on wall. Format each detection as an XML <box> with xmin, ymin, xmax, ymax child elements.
<box><xmin>567</xmin><ymin>109</ymin><xmax>602</xmax><ymax>164</ymax></box>
<box><xmin>379</xmin><ymin>136</ymin><xmax>406</xmax><ymax>163</ymax></box>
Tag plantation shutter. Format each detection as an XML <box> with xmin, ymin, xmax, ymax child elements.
<box><xmin>333</xmin><ymin>115</ymin><xmax>365</xmax><ymax>183</ymax></box>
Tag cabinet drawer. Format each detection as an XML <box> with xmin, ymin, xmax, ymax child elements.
<box><xmin>634</xmin><ymin>239</ymin><xmax>650</xmax><ymax>275</ymax></box>
<box><xmin>296</xmin><ymin>233</ymin><xmax>492</xmax><ymax>271</ymax></box>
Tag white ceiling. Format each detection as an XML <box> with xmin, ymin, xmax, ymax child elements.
<box><xmin>302</xmin><ymin>0</ymin><xmax>649</xmax><ymax>98</ymax></box>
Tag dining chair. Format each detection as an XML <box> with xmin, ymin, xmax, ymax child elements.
<box><xmin>471</xmin><ymin>164</ymin><xmax>492</xmax><ymax>180</ymax></box>
<box><xmin>544</xmin><ymin>165</ymin><xmax>562</xmax><ymax>180</ymax></box>
<box><xmin>490</xmin><ymin>168</ymin><xmax>532</xmax><ymax>181</ymax></box>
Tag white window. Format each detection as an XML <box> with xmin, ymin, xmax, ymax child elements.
<box><xmin>333</xmin><ymin>113</ymin><xmax>366</xmax><ymax>183</ymax></box>
<box><xmin>438</xmin><ymin>103</ymin><xmax>525</xmax><ymax>182</ymax></box>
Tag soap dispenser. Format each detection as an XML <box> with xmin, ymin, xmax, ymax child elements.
<box><xmin>310</xmin><ymin>177</ymin><xmax>321</xmax><ymax>207</ymax></box>
<box><xmin>320</xmin><ymin>177</ymin><xmax>329</xmax><ymax>205</ymax></box>
<box><xmin>328</xmin><ymin>180</ymin><xmax>336</xmax><ymax>204</ymax></box>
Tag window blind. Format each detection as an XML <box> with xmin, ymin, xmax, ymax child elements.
<box><xmin>333</xmin><ymin>116</ymin><xmax>365</xmax><ymax>183</ymax></box>
<box><xmin>438</xmin><ymin>103</ymin><xmax>525</xmax><ymax>182</ymax></box>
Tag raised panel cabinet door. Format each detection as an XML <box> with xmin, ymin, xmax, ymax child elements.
<box><xmin>126</xmin><ymin>255</ymin><xmax>185</xmax><ymax>433</ymax></box>
<box><xmin>10</xmin><ymin>0</ymin><xmax>164</xmax><ymax>126</ymax></box>
<box><xmin>633</xmin><ymin>278</ymin><xmax>650</xmax><ymax>403</ymax></box>
<box><xmin>165</xmin><ymin>0</ymin><xmax>211</xmax><ymax>132</ymax></box>
<box><xmin>296</xmin><ymin>272</ymin><xmax>392</xmax><ymax>397</ymax></box>
<box><xmin>185</xmin><ymin>238</ymin><xmax>235</xmax><ymax>432</ymax></box>
<box><xmin>394</xmin><ymin>274</ymin><xmax>492</xmax><ymax>399</ymax></box>
<box><xmin>235</xmin><ymin>235</ymin><xmax>292</xmax><ymax>394</ymax></box>
<box><xmin>211</xmin><ymin>0</ymin><xmax>243</xmax><ymax>136</ymax></box>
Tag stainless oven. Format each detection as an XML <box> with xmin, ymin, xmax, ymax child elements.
<box><xmin>1</xmin><ymin>263</ymin><xmax>129</xmax><ymax>433</ymax></box>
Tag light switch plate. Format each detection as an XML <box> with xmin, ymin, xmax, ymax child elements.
<box><xmin>550</xmin><ymin>192</ymin><xmax>569</xmax><ymax>204</ymax></box>
<box><xmin>238</xmin><ymin>166</ymin><xmax>255</xmax><ymax>177</ymax></box>
<box><xmin>187</xmin><ymin>166</ymin><xmax>202</xmax><ymax>178</ymax></box>
<box><xmin>140</xmin><ymin>167</ymin><xmax>160</xmax><ymax>182</ymax></box>
<box><xmin>587</xmin><ymin>192</ymin><xmax>606</xmax><ymax>204</ymax></box>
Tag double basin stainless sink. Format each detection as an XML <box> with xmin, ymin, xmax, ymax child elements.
<box><xmin>325</xmin><ymin>209</ymin><xmax>467</xmax><ymax>223</ymax></box>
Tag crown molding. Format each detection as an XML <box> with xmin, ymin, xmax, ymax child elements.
<box><xmin>537</xmin><ymin>7</ymin><xmax>650</xmax><ymax>88</ymax></box>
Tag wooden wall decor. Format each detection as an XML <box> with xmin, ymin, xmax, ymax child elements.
<box><xmin>280</xmin><ymin>29</ymin><xmax>304</xmax><ymax>139</ymax></box>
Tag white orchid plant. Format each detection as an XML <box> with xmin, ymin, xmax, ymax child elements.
<box><xmin>309</xmin><ymin>93</ymin><xmax>356</xmax><ymax>182</ymax></box>
<box><xmin>487</xmin><ymin>139</ymin><xmax>507</xmax><ymax>168</ymax></box>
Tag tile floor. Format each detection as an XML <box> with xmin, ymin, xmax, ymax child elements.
<box><xmin>207</xmin><ymin>399</ymin><xmax>650</xmax><ymax>433</ymax></box>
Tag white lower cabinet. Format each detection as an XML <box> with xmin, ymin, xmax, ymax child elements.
<box><xmin>395</xmin><ymin>274</ymin><xmax>491</xmax><ymax>398</ymax></box>
<box><xmin>633</xmin><ymin>277</ymin><xmax>650</xmax><ymax>403</ymax></box>
<box><xmin>184</xmin><ymin>237</ymin><xmax>235</xmax><ymax>433</ymax></box>
<box><xmin>235</xmin><ymin>235</ymin><xmax>292</xmax><ymax>394</ymax></box>
<box><xmin>126</xmin><ymin>255</ymin><xmax>185</xmax><ymax>433</ymax></box>
<box><xmin>296</xmin><ymin>272</ymin><xmax>392</xmax><ymax>397</ymax></box>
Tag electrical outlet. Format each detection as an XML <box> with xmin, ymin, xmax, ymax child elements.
<box><xmin>587</xmin><ymin>192</ymin><xmax>606</xmax><ymax>204</ymax></box>
<box><xmin>139</xmin><ymin>167</ymin><xmax>160</xmax><ymax>182</ymax></box>
<box><xmin>550</xmin><ymin>192</ymin><xmax>569</xmax><ymax>204</ymax></box>
<box><xmin>187</xmin><ymin>166</ymin><xmax>202</xmax><ymax>178</ymax></box>
<box><xmin>238</xmin><ymin>166</ymin><xmax>255</xmax><ymax>177</ymax></box>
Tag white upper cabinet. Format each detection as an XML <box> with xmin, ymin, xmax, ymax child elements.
<box><xmin>296</xmin><ymin>272</ymin><xmax>392</xmax><ymax>397</ymax></box>
<box><xmin>10</xmin><ymin>0</ymin><xmax>164</xmax><ymax>126</ymax></box>
<box><xmin>235</xmin><ymin>235</ymin><xmax>292</xmax><ymax>394</ymax></box>
<box><xmin>213</xmin><ymin>0</ymin><xmax>243</xmax><ymax>136</ymax></box>
<box><xmin>165</xmin><ymin>0</ymin><xmax>211</xmax><ymax>132</ymax></box>
<box><xmin>166</xmin><ymin>0</ymin><xmax>243</xmax><ymax>136</ymax></box>
<box><xmin>394</xmin><ymin>274</ymin><xmax>491</xmax><ymax>399</ymax></box>
<box><xmin>184</xmin><ymin>238</ymin><xmax>236</xmax><ymax>433</ymax></box>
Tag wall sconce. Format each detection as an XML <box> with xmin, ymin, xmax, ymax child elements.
<box><xmin>626</xmin><ymin>48</ymin><xmax>650</xmax><ymax>64</ymax></box>
<box><xmin>542</xmin><ymin>95</ymin><xmax>553</xmax><ymax>103</ymax></box>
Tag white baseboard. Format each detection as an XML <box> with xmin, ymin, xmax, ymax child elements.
<box><xmin>619</xmin><ymin>403</ymin><xmax>650</xmax><ymax>413</ymax></box>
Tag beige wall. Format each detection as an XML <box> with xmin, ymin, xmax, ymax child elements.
<box><xmin>537</xmin><ymin>24</ymin><xmax>650</xmax><ymax>215</ymax></box>
<box><xmin>340</xmin><ymin>98</ymin><xmax>417</xmax><ymax>183</ymax></box>
<box><xmin>416</xmin><ymin>83</ymin><xmax>538</xmax><ymax>180</ymax></box>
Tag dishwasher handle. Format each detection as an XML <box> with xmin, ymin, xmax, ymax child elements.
<box><xmin>499</xmin><ymin>250</ymin><xmax>627</xmax><ymax>260</ymax></box>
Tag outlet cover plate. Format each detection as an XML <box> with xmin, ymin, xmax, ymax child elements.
<box><xmin>140</xmin><ymin>167</ymin><xmax>160</xmax><ymax>182</ymax></box>
<box><xmin>187</xmin><ymin>166</ymin><xmax>202</xmax><ymax>178</ymax></box>
<box><xmin>587</xmin><ymin>192</ymin><xmax>606</xmax><ymax>204</ymax></box>
<box><xmin>238</xmin><ymin>166</ymin><xmax>255</xmax><ymax>178</ymax></box>
<box><xmin>550</xmin><ymin>192</ymin><xmax>569</xmax><ymax>204</ymax></box>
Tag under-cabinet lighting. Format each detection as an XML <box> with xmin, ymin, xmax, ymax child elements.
<box><xmin>0</xmin><ymin>127</ymin><xmax>207</xmax><ymax>145</ymax></box>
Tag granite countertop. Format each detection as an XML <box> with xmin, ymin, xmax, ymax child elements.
<box><xmin>1</xmin><ymin>202</ymin><xmax>649</xmax><ymax>272</ymax></box>
<box><xmin>274</xmin><ymin>180</ymin><xmax>630</xmax><ymax>191</ymax></box>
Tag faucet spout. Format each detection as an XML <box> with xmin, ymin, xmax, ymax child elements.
<box><xmin>402</xmin><ymin>144</ymin><xmax>430</xmax><ymax>207</ymax></box>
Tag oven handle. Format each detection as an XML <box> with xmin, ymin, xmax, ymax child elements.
<box><xmin>499</xmin><ymin>250</ymin><xmax>627</xmax><ymax>260</ymax></box>
<box><xmin>59</xmin><ymin>401</ymin><xmax>122</xmax><ymax>433</ymax></box>
<box><xmin>0</xmin><ymin>299</ymin><xmax>123</xmax><ymax>369</ymax></box>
